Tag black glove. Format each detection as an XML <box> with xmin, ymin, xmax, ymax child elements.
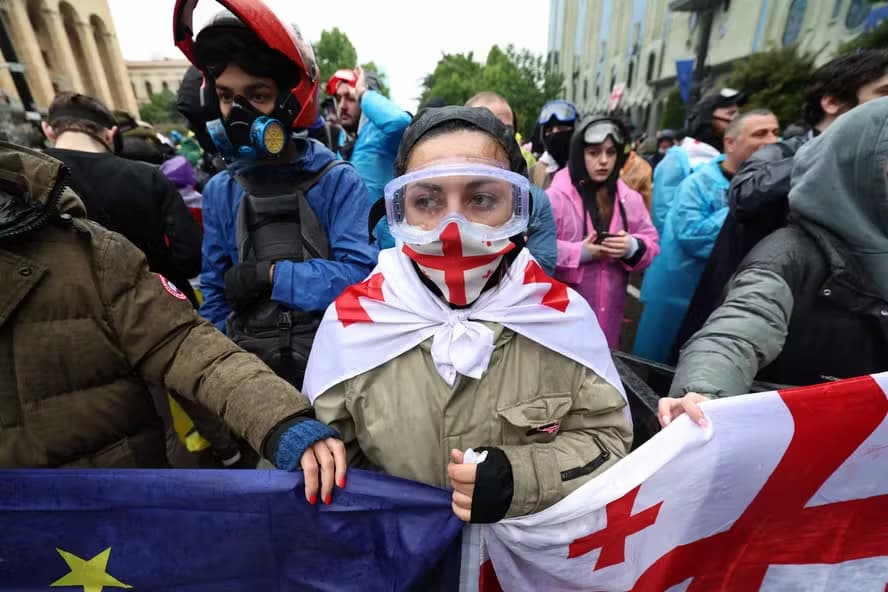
<box><xmin>223</xmin><ymin>261</ymin><xmax>273</xmax><ymax>311</ymax></box>
<box><xmin>471</xmin><ymin>447</ymin><xmax>514</xmax><ymax>523</ymax></box>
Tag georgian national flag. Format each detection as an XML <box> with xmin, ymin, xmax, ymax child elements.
<box><xmin>303</xmin><ymin>247</ymin><xmax>625</xmax><ymax>409</ymax></box>
<box><xmin>0</xmin><ymin>376</ymin><xmax>885</xmax><ymax>590</ymax></box>
<box><xmin>477</xmin><ymin>373</ymin><xmax>888</xmax><ymax>591</ymax></box>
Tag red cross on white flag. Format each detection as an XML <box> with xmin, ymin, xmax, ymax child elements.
<box><xmin>478</xmin><ymin>373</ymin><xmax>888</xmax><ymax>591</ymax></box>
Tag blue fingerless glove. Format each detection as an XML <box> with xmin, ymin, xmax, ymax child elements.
<box><xmin>273</xmin><ymin>419</ymin><xmax>339</xmax><ymax>471</ymax></box>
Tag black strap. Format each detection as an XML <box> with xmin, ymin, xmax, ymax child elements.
<box><xmin>235</xmin><ymin>160</ymin><xmax>347</xmax><ymax>263</ymax></box>
<box><xmin>277</xmin><ymin>311</ymin><xmax>292</xmax><ymax>358</ymax></box>
<box><xmin>368</xmin><ymin>197</ymin><xmax>387</xmax><ymax>244</ymax></box>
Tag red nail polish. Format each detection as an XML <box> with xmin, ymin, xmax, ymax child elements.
<box><xmin>309</xmin><ymin>495</ymin><xmax>317</xmax><ymax>505</ymax></box>
<box><xmin>338</xmin><ymin>477</ymin><xmax>346</xmax><ymax>489</ymax></box>
<box><xmin>324</xmin><ymin>494</ymin><xmax>332</xmax><ymax>505</ymax></box>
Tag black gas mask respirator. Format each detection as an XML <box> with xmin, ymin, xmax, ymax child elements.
<box><xmin>206</xmin><ymin>95</ymin><xmax>289</xmax><ymax>161</ymax></box>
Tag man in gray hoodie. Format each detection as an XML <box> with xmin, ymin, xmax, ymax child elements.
<box><xmin>660</xmin><ymin>97</ymin><xmax>888</xmax><ymax>427</ymax></box>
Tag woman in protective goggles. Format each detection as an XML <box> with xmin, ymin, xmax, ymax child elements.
<box><xmin>547</xmin><ymin>116</ymin><xmax>660</xmax><ymax>348</ymax></box>
<box><xmin>303</xmin><ymin>106</ymin><xmax>631</xmax><ymax>525</ymax></box>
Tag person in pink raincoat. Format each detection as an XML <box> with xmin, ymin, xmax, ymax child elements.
<box><xmin>547</xmin><ymin>116</ymin><xmax>660</xmax><ymax>348</ymax></box>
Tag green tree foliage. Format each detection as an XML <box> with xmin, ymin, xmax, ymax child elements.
<box><xmin>418</xmin><ymin>45</ymin><xmax>565</xmax><ymax>138</ymax></box>
<box><xmin>312</xmin><ymin>27</ymin><xmax>358</xmax><ymax>81</ymax></box>
<box><xmin>726</xmin><ymin>45</ymin><xmax>816</xmax><ymax>128</ymax></box>
<box><xmin>418</xmin><ymin>52</ymin><xmax>484</xmax><ymax>106</ymax></box>
<box><xmin>138</xmin><ymin>90</ymin><xmax>182</xmax><ymax>125</ymax></box>
<box><xmin>660</xmin><ymin>87</ymin><xmax>687</xmax><ymax>130</ymax></box>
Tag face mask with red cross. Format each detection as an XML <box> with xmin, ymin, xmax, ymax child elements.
<box><xmin>402</xmin><ymin>219</ymin><xmax>516</xmax><ymax>306</ymax></box>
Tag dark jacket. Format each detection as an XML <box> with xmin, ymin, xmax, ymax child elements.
<box><xmin>0</xmin><ymin>143</ymin><xmax>315</xmax><ymax>467</ymax></box>
<box><xmin>753</xmin><ymin>225</ymin><xmax>888</xmax><ymax>386</ymax></box>
<box><xmin>674</xmin><ymin>134</ymin><xmax>809</xmax><ymax>354</ymax></box>
<box><xmin>671</xmin><ymin>98</ymin><xmax>888</xmax><ymax>396</ymax></box>
<box><xmin>671</xmin><ymin>225</ymin><xmax>888</xmax><ymax>396</ymax></box>
<box><xmin>45</xmin><ymin>148</ymin><xmax>203</xmax><ymax>307</ymax></box>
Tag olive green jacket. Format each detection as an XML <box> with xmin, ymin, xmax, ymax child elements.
<box><xmin>315</xmin><ymin>323</ymin><xmax>632</xmax><ymax>518</ymax></box>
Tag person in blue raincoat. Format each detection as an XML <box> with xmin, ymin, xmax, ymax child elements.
<box><xmin>651</xmin><ymin>88</ymin><xmax>745</xmax><ymax>234</ymax></box>
<box><xmin>634</xmin><ymin>109</ymin><xmax>779</xmax><ymax>363</ymax></box>
<box><xmin>327</xmin><ymin>67</ymin><xmax>412</xmax><ymax>249</ymax></box>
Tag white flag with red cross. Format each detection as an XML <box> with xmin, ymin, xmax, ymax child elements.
<box><xmin>478</xmin><ymin>373</ymin><xmax>888</xmax><ymax>591</ymax></box>
<box><xmin>302</xmin><ymin>246</ymin><xmax>624</xmax><ymax>409</ymax></box>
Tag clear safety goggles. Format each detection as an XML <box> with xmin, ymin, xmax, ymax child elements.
<box><xmin>583</xmin><ymin>121</ymin><xmax>625</xmax><ymax>145</ymax></box>
<box><xmin>384</xmin><ymin>163</ymin><xmax>530</xmax><ymax>245</ymax></box>
<box><xmin>538</xmin><ymin>100</ymin><xmax>578</xmax><ymax>125</ymax></box>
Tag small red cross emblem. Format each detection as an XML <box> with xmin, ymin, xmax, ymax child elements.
<box><xmin>401</xmin><ymin>223</ymin><xmax>514</xmax><ymax>306</ymax></box>
<box><xmin>568</xmin><ymin>484</ymin><xmax>662</xmax><ymax>569</ymax></box>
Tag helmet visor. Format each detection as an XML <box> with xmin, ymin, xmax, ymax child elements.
<box><xmin>538</xmin><ymin>101</ymin><xmax>578</xmax><ymax>125</ymax></box>
<box><xmin>583</xmin><ymin>121</ymin><xmax>625</xmax><ymax>145</ymax></box>
<box><xmin>384</xmin><ymin>163</ymin><xmax>530</xmax><ymax>245</ymax></box>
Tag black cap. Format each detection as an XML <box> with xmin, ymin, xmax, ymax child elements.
<box><xmin>393</xmin><ymin>106</ymin><xmax>527</xmax><ymax>177</ymax></box>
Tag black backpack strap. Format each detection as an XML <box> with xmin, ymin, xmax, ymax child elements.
<box><xmin>235</xmin><ymin>160</ymin><xmax>348</xmax><ymax>263</ymax></box>
<box><xmin>368</xmin><ymin>197</ymin><xmax>387</xmax><ymax>244</ymax></box>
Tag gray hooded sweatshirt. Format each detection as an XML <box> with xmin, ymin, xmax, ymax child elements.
<box><xmin>670</xmin><ymin>97</ymin><xmax>888</xmax><ymax>397</ymax></box>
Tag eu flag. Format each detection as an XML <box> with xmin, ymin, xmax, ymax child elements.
<box><xmin>0</xmin><ymin>469</ymin><xmax>463</xmax><ymax>591</ymax></box>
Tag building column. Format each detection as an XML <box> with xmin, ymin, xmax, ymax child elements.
<box><xmin>75</xmin><ymin>20</ymin><xmax>112</xmax><ymax>106</ymax></box>
<box><xmin>102</xmin><ymin>31</ymin><xmax>138</xmax><ymax>114</ymax></box>
<box><xmin>42</xmin><ymin>7</ymin><xmax>83</xmax><ymax>92</ymax></box>
<box><xmin>5</xmin><ymin>1</ymin><xmax>55</xmax><ymax>109</ymax></box>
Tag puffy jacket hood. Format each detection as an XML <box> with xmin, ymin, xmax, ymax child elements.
<box><xmin>789</xmin><ymin>97</ymin><xmax>888</xmax><ymax>298</ymax></box>
<box><xmin>160</xmin><ymin>155</ymin><xmax>197</xmax><ymax>188</ymax></box>
<box><xmin>0</xmin><ymin>142</ymin><xmax>85</xmax><ymax>240</ymax></box>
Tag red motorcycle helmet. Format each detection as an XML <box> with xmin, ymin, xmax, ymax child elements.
<box><xmin>325</xmin><ymin>69</ymin><xmax>357</xmax><ymax>97</ymax></box>
<box><xmin>173</xmin><ymin>0</ymin><xmax>319</xmax><ymax>129</ymax></box>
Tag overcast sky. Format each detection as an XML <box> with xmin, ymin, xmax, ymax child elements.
<box><xmin>107</xmin><ymin>0</ymin><xmax>551</xmax><ymax>112</ymax></box>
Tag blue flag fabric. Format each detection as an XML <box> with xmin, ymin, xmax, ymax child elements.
<box><xmin>0</xmin><ymin>469</ymin><xmax>463</xmax><ymax>591</ymax></box>
<box><xmin>676</xmin><ymin>58</ymin><xmax>695</xmax><ymax>104</ymax></box>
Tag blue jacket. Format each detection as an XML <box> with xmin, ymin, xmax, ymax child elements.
<box><xmin>651</xmin><ymin>146</ymin><xmax>691</xmax><ymax>234</ymax></box>
<box><xmin>199</xmin><ymin>139</ymin><xmax>379</xmax><ymax>331</ymax></box>
<box><xmin>342</xmin><ymin>90</ymin><xmax>411</xmax><ymax>249</ymax></box>
<box><xmin>650</xmin><ymin>139</ymin><xmax>721</xmax><ymax>234</ymax></box>
<box><xmin>527</xmin><ymin>184</ymin><xmax>557</xmax><ymax>276</ymax></box>
<box><xmin>634</xmin><ymin>156</ymin><xmax>730</xmax><ymax>362</ymax></box>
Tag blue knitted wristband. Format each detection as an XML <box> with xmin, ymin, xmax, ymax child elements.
<box><xmin>273</xmin><ymin>419</ymin><xmax>339</xmax><ymax>471</ymax></box>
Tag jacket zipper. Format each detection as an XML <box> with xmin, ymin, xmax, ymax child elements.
<box><xmin>0</xmin><ymin>166</ymin><xmax>70</xmax><ymax>240</ymax></box>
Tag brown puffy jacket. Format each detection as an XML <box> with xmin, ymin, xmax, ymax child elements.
<box><xmin>621</xmin><ymin>151</ymin><xmax>653</xmax><ymax>210</ymax></box>
<box><xmin>0</xmin><ymin>143</ymin><xmax>311</xmax><ymax>467</ymax></box>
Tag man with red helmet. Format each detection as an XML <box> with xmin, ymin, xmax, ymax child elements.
<box><xmin>326</xmin><ymin>66</ymin><xmax>411</xmax><ymax>249</ymax></box>
<box><xmin>172</xmin><ymin>1</ymin><xmax>377</xmax><ymax>448</ymax></box>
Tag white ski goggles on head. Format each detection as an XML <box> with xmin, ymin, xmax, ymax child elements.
<box><xmin>384</xmin><ymin>163</ymin><xmax>531</xmax><ymax>245</ymax></box>
<box><xmin>583</xmin><ymin>121</ymin><xmax>625</xmax><ymax>145</ymax></box>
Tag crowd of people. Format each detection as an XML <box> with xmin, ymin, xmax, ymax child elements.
<box><xmin>0</xmin><ymin>0</ymin><xmax>886</xmax><ymax>531</ymax></box>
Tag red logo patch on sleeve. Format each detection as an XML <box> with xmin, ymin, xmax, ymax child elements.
<box><xmin>158</xmin><ymin>275</ymin><xmax>188</xmax><ymax>301</ymax></box>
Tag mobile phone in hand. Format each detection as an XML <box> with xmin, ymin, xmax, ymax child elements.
<box><xmin>594</xmin><ymin>232</ymin><xmax>613</xmax><ymax>244</ymax></box>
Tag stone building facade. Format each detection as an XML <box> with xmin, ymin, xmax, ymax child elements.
<box><xmin>0</xmin><ymin>0</ymin><xmax>138</xmax><ymax>114</ymax></box>
<box><xmin>127</xmin><ymin>59</ymin><xmax>190</xmax><ymax>106</ymax></box>
<box><xmin>548</xmin><ymin>0</ymin><xmax>886</xmax><ymax>134</ymax></box>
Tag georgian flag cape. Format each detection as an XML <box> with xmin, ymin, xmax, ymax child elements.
<box><xmin>302</xmin><ymin>247</ymin><xmax>625</xmax><ymax>409</ymax></box>
<box><xmin>471</xmin><ymin>373</ymin><xmax>888</xmax><ymax>591</ymax></box>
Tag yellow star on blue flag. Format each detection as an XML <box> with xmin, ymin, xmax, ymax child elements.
<box><xmin>50</xmin><ymin>547</ymin><xmax>132</xmax><ymax>592</ymax></box>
